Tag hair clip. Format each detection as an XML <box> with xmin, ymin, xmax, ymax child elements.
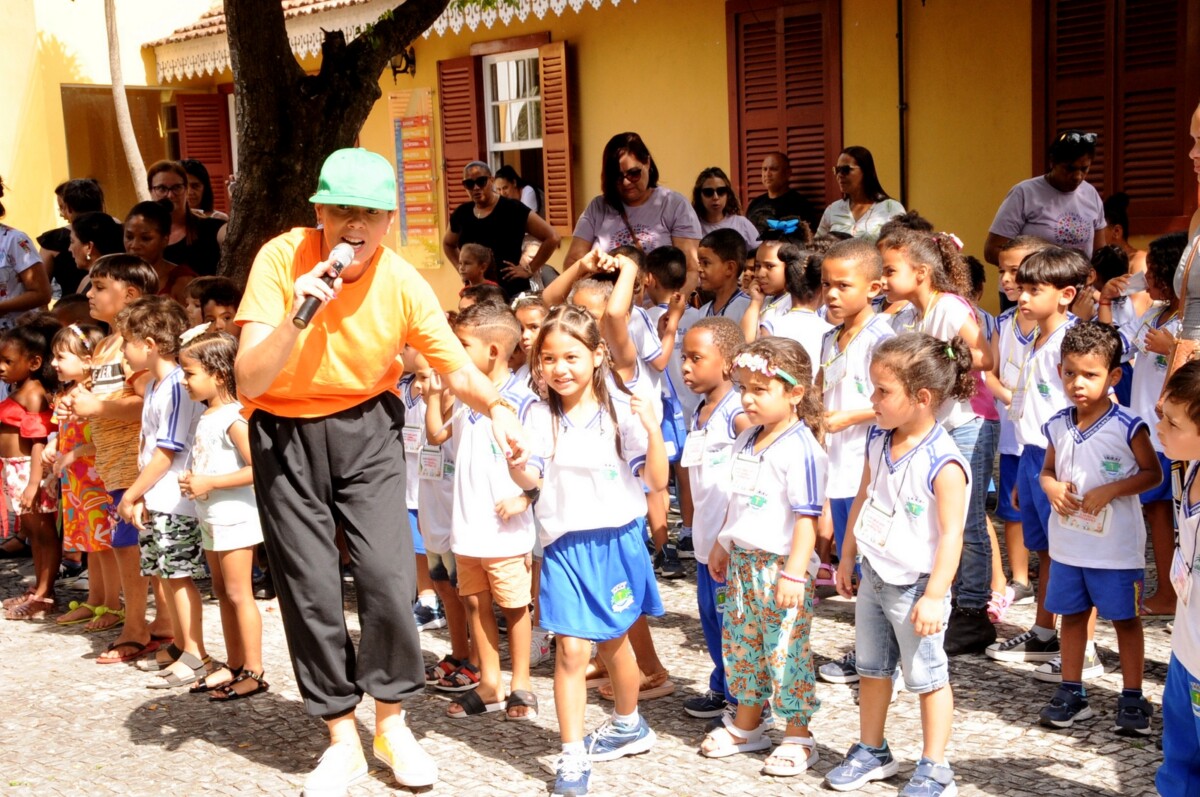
<box><xmin>68</xmin><ymin>324</ymin><xmax>92</xmax><ymax>353</ymax></box>
<box><xmin>934</xmin><ymin>232</ymin><xmax>964</xmax><ymax>251</ymax></box>
<box><xmin>766</xmin><ymin>218</ymin><xmax>800</xmax><ymax>235</ymax></box>
<box><xmin>733</xmin><ymin>352</ymin><xmax>798</xmax><ymax>386</ymax></box>
<box><xmin>179</xmin><ymin>322</ymin><xmax>212</xmax><ymax>347</ymax></box>
<box><xmin>945</xmin><ymin>346</ymin><xmax>956</xmax><ymax>360</ymax></box>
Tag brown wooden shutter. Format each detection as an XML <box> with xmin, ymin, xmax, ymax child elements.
<box><xmin>1035</xmin><ymin>0</ymin><xmax>1198</xmax><ymax>232</ymax></box>
<box><xmin>539</xmin><ymin>40</ymin><xmax>574</xmax><ymax>235</ymax></box>
<box><xmin>176</xmin><ymin>93</ymin><xmax>233</xmax><ymax>214</ymax></box>
<box><xmin>727</xmin><ymin>1</ymin><xmax>841</xmax><ymax>211</ymax></box>
<box><xmin>437</xmin><ymin>56</ymin><xmax>485</xmax><ymax>223</ymax></box>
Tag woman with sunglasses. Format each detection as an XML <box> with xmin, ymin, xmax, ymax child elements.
<box><xmin>443</xmin><ymin>161</ymin><xmax>560</xmax><ymax>301</ymax></box>
<box><xmin>564</xmin><ymin>132</ymin><xmax>701</xmax><ymax>291</ymax></box>
<box><xmin>691</xmin><ymin>167</ymin><xmax>760</xmax><ymax>250</ymax></box>
<box><xmin>983</xmin><ymin>130</ymin><xmax>1107</xmax><ymax>268</ymax></box>
<box><xmin>815</xmin><ymin>146</ymin><xmax>905</xmax><ymax>242</ymax></box>
<box><xmin>147</xmin><ymin>160</ymin><xmax>226</xmax><ymax>277</ymax></box>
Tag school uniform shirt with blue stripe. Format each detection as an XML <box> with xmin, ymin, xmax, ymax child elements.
<box><xmin>1013</xmin><ymin>317</ymin><xmax>1077</xmax><ymax>449</ymax></box>
<box><xmin>399</xmin><ymin>375</ymin><xmax>426</xmax><ymax>511</ymax></box>
<box><xmin>717</xmin><ymin>421</ymin><xmax>826</xmax><ymax>564</ymax></box>
<box><xmin>996</xmin><ymin>307</ymin><xmax>1036</xmax><ymax>457</ymax></box>
<box><xmin>416</xmin><ymin>413</ymin><xmax>457</xmax><ymax>555</ymax></box>
<box><xmin>450</xmin><ymin>372</ymin><xmax>539</xmax><ymax>558</ymax></box>
<box><xmin>1042</xmin><ymin>404</ymin><xmax>1148</xmax><ymax>570</ymax></box>
<box><xmin>758</xmin><ymin>293</ymin><xmax>793</xmax><ymax>327</ymax></box>
<box><xmin>525</xmin><ymin>391</ymin><xmax>650</xmax><ymax>547</ymax></box>
<box><xmin>699</xmin><ymin>290</ymin><xmax>751</xmax><ymax>324</ymax></box>
<box><xmin>890</xmin><ymin>294</ymin><xmax>979</xmax><ymax>430</ymax></box>
<box><xmin>1174</xmin><ymin>464</ymin><xmax>1200</xmax><ymax>676</ymax></box>
<box><xmin>628</xmin><ymin>305</ymin><xmax>665</xmax><ymax>396</ymax></box>
<box><xmin>138</xmin><ymin>366</ymin><xmax>204</xmax><ymax>516</ymax></box>
<box><xmin>1129</xmin><ymin>304</ymin><xmax>1181</xmax><ymax>454</ymax></box>
<box><xmin>760</xmin><ymin>307</ymin><xmax>832</xmax><ymax>380</ymax></box>
<box><xmin>820</xmin><ymin>313</ymin><xmax>896</xmax><ymax>499</ymax></box>
<box><xmin>1108</xmin><ymin>296</ymin><xmax>1141</xmax><ymax>361</ymax></box>
<box><xmin>685</xmin><ymin>390</ymin><xmax>744</xmax><ymax>565</ymax></box>
<box><xmin>648</xmin><ymin>302</ymin><xmax>703</xmax><ymax>421</ymax></box>
<box><xmin>856</xmin><ymin>424</ymin><xmax>970</xmax><ymax>585</ymax></box>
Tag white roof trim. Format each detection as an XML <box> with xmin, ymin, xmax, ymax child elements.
<box><xmin>153</xmin><ymin>0</ymin><xmax>638</xmax><ymax>83</ymax></box>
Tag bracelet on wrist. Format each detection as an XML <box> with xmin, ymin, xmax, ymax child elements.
<box><xmin>1098</xmin><ymin>300</ymin><xmax>1112</xmax><ymax>306</ymax></box>
<box><xmin>777</xmin><ymin>570</ymin><xmax>807</xmax><ymax>584</ymax></box>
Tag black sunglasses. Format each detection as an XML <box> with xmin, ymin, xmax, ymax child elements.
<box><xmin>833</xmin><ymin>165</ymin><xmax>856</xmax><ymax>176</ymax></box>
<box><xmin>700</xmin><ymin>186</ymin><xmax>730</xmax><ymax>198</ymax></box>
<box><xmin>461</xmin><ymin>176</ymin><xmax>490</xmax><ymax>189</ymax></box>
<box><xmin>1057</xmin><ymin>131</ymin><xmax>1097</xmax><ymax>144</ymax></box>
<box><xmin>619</xmin><ymin>167</ymin><xmax>644</xmax><ymax>183</ymax></box>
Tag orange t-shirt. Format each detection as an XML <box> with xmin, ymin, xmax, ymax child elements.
<box><xmin>235</xmin><ymin>228</ymin><xmax>469</xmax><ymax>419</ymax></box>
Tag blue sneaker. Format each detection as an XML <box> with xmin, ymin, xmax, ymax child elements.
<box><xmin>1038</xmin><ymin>686</ymin><xmax>1094</xmax><ymax>729</ymax></box>
<box><xmin>1113</xmin><ymin>694</ymin><xmax>1153</xmax><ymax>737</ymax></box>
<box><xmin>683</xmin><ymin>690</ymin><xmax>728</xmax><ymax>718</ymax></box>
<box><xmin>900</xmin><ymin>758</ymin><xmax>957</xmax><ymax>797</ymax></box>
<box><xmin>584</xmin><ymin>717</ymin><xmax>656</xmax><ymax>762</ymax></box>
<box><xmin>551</xmin><ymin>753</ymin><xmax>591</xmax><ymax>796</ymax></box>
<box><xmin>824</xmin><ymin>742</ymin><xmax>900</xmax><ymax>791</ymax></box>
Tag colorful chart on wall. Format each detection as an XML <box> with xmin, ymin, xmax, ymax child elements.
<box><xmin>389</xmin><ymin>89</ymin><xmax>439</xmax><ymax>269</ymax></box>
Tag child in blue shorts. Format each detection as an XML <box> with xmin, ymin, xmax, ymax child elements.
<box><xmin>1036</xmin><ymin>322</ymin><xmax>1160</xmax><ymax>733</ymax></box>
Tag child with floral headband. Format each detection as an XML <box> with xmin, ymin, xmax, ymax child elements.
<box><xmin>701</xmin><ymin>336</ymin><xmax>826</xmax><ymax>777</ymax></box>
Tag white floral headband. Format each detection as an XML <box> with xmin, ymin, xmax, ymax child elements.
<box><xmin>733</xmin><ymin>352</ymin><xmax>798</xmax><ymax>386</ymax></box>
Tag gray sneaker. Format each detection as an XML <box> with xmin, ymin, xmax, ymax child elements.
<box><xmin>825</xmin><ymin>742</ymin><xmax>899</xmax><ymax>792</ymax></box>
<box><xmin>818</xmin><ymin>651</ymin><xmax>859</xmax><ymax>684</ymax></box>
<box><xmin>900</xmin><ymin>758</ymin><xmax>958</xmax><ymax>797</ymax></box>
<box><xmin>1009</xmin><ymin>580</ymin><xmax>1036</xmax><ymax>605</ymax></box>
<box><xmin>1032</xmin><ymin>650</ymin><xmax>1104</xmax><ymax>683</ymax></box>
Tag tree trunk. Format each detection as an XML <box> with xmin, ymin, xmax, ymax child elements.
<box><xmin>105</xmin><ymin>0</ymin><xmax>149</xmax><ymax>203</ymax></box>
<box><xmin>220</xmin><ymin>0</ymin><xmax>451</xmax><ymax>282</ymax></box>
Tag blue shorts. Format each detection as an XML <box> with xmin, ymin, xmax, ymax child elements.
<box><xmin>1044</xmin><ymin>561</ymin><xmax>1144</xmax><ymax>621</ymax></box>
<box><xmin>1157</xmin><ymin>655</ymin><xmax>1200</xmax><ymax>796</ymax></box>
<box><xmin>539</xmin><ymin>516</ymin><xmax>663</xmax><ymax>641</ymax></box>
<box><xmin>408</xmin><ymin>508</ymin><xmax>425</xmax><ymax>555</ymax></box>
<box><xmin>1114</xmin><ymin>362</ymin><xmax>1134</xmax><ymax>407</ymax></box>
<box><xmin>855</xmin><ymin>557</ymin><xmax>950</xmax><ymax>693</ymax></box>
<box><xmin>661</xmin><ymin>395</ymin><xmax>687</xmax><ymax>465</ymax></box>
<box><xmin>1140</xmin><ymin>452</ymin><xmax>1173</xmax><ymax>505</ymax></box>
<box><xmin>108</xmin><ymin>489</ymin><xmax>139</xmax><ymax>549</ymax></box>
<box><xmin>830</xmin><ymin>497</ymin><xmax>855</xmax><ymax>558</ymax></box>
<box><xmin>996</xmin><ymin>453</ymin><xmax>1021</xmax><ymax>523</ymax></box>
<box><xmin>1016</xmin><ymin>446</ymin><xmax>1051</xmax><ymax>552</ymax></box>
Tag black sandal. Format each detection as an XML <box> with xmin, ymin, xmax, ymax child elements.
<box><xmin>505</xmin><ymin>689</ymin><xmax>539</xmax><ymax>722</ymax></box>
<box><xmin>447</xmin><ymin>688</ymin><xmax>504</xmax><ymax>718</ymax></box>
<box><xmin>147</xmin><ymin>651</ymin><xmax>210</xmax><ymax>689</ymax></box>
<box><xmin>210</xmin><ymin>670</ymin><xmax>269</xmax><ymax>702</ymax></box>
<box><xmin>189</xmin><ymin>663</ymin><xmax>240</xmax><ymax>694</ymax></box>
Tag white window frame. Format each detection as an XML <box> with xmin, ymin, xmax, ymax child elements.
<box><xmin>481</xmin><ymin>48</ymin><xmax>543</xmax><ymax>166</ymax></box>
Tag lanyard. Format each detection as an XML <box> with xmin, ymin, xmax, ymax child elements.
<box><xmin>709</xmin><ymin>290</ymin><xmax>746</xmax><ymax>317</ymax></box>
<box><xmin>823</xmin><ymin>315</ymin><xmax>874</xmax><ymax>369</ymax></box>
<box><xmin>870</xmin><ymin>426</ymin><xmax>929</xmax><ymax>514</ymax></box>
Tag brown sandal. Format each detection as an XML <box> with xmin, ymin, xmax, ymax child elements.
<box><xmin>598</xmin><ymin>669</ymin><xmax>675</xmax><ymax>701</ymax></box>
<box><xmin>5</xmin><ymin>596</ymin><xmax>54</xmax><ymax>621</ymax></box>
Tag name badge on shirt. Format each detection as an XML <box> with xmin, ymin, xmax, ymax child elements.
<box><xmin>402</xmin><ymin>425</ymin><xmax>423</xmax><ymax>453</ymax></box>
<box><xmin>714</xmin><ymin>585</ymin><xmax>727</xmax><ymax>613</ymax></box>
<box><xmin>1008</xmin><ymin>387</ymin><xmax>1026</xmax><ymax>420</ymax></box>
<box><xmin>856</xmin><ymin>499</ymin><xmax>894</xmax><ymax>549</ymax></box>
<box><xmin>1170</xmin><ymin>547</ymin><xmax>1192</xmax><ymax>607</ymax></box>
<box><xmin>731</xmin><ymin>453</ymin><xmax>761</xmax><ymax>496</ymax></box>
<box><xmin>680</xmin><ymin>430</ymin><xmax>707</xmax><ymax>468</ymax></box>
<box><xmin>1059</xmin><ymin>505</ymin><xmax>1110</xmax><ymax>536</ymax></box>
<box><xmin>824</xmin><ymin>353</ymin><xmax>848</xmax><ymax>387</ymax></box>
<box><xmin>1001</xmin><ymin>359</ymin><xmax>1022</xmax><ymax>389</ymax></box>
<box><xmin>418</xmin><ymin>446</ymin><xmax>444</xmax><ymax>480</ymax></box>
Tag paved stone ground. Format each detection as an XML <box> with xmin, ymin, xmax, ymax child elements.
<box><xmin>0</xmin><ymin>552</ymin><xmax>1170</xmax><ymax>797</ymax></box>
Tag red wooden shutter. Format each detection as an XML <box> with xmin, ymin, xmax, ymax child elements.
<box><xmin>727</xmin><ymin>1</ymin><xmax>841</xmax><ymax>210</ymax></box>
<box><xmin>539</xmin><ymin>40</ymin><xmax>574</xmax><ymax>235</ymax></box>
<box><xmin>176</xmin><ymin>93</ymin><xmax>233</xmax><ymax>213</ymax></box>
<box><xmin>437</xmin><ymin>56</ymin><xmax>485</xmax><ymax>223</ymax></box>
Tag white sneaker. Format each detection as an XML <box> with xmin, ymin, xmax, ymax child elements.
<box><xmin>373</xmin><ymin>713</ymin><xmax>438</xmax><ymax>788</ymax></box>
<box><xmin>1032</xmin><ymin>650</ymin><xmax>1104</xmax><ymax>683</ymax></box>
<box><xmin>530</xmin><ymin>628</ymin><xmax>553</xmax><ymax>667</ymax></box>
<box><xmin>301</xmin><ymin>742</ymin><xmax>367</xmax><ymax>797</ymax></box>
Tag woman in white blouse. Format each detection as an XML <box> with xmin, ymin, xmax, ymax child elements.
<box><xmin>816</xmin><ymin>146</ymin><xmax>905</xmax><ymax>241</ymax></box>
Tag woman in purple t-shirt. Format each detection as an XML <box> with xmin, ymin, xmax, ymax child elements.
<box><xmin>983</xmin><ymin>130</ymin><xmax>1108</xmax><ymax>266</ymax></box>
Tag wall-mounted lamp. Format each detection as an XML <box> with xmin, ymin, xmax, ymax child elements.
<box><xmin>390</xmin><ymin>47</ymin><xmax>416</xmax><ymax>81</ymax></box>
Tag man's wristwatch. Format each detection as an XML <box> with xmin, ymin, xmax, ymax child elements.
<box><xmin>488</xmin><ymin>397</ymin><xmax>518</xmax><ymax>416</ymax></box>
<box><xmin>523</xmin><ymin>486</ymin><xmax>541</xmax><ymax>504</ymax></box>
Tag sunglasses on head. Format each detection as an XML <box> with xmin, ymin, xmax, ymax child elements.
<box><xmin>461</xmin><ymin>176</ymin><xmax>490</xmax><ymax>189</ymax></box>
<box><xmin>1057</xmin><ymin>131</ymin><xmax>1097</xmax><ymax>144</ymax></box>
<box><xmin>833</xmin><ymin>165</ymin><xmax>856</xmax><ymax>176</ymax></box>
<box><xmin>700</xmin><ymin>186</ymin><xmax>730</xmax><ymax>199</ymax></box>
<box><xmin>619</xmin><ymin>167</ymin><xmax>644</xmax><ymax>183</ymax></box>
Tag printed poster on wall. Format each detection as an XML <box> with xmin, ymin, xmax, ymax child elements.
<box><xmin>389</xmin><ymin>89</ymin><xmax>439</xmax><ymax>268</ymax></box>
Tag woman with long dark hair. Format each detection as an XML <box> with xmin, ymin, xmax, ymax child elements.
<box><xmin>147</xmin><ymin>160</ymin><xmax>226</xmax><ymax>276</ymax></box>
<box><xmin>816</xmin><ymin>145</ymin><xmax>905</xmax><ymax>241</ymax></box>
<box><xmin>691</xmin><ymin>166</ymin><xmax>759</xmax><ymax>249</ymax></box>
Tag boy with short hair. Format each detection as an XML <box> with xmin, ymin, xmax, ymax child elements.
<box><xmin>1037</xmin><ymin>321</ymin><xmax>1160</xmax><ymax>733</ymax></box>
<box><xmin>71</xmin><ymin>255</ymin><xmax>164</xmax><ymax>661</ymax></box>
<box><xmin>697</xmin><ymin>228</ymin><xmax>751</xmax><ymax>322</ymax></box>
<box><xmin>815</xmin><ymin>238</ymin><xmax>897</xmax><ymax>684</ymax></box>
<box><xmin>987</xmin><ymin>246</ymin><xmax>1092</xmax><ymax>671</ymax></box>
<box><xmin>426</xmin><ymin>301</ymin><xmax>539</xmax><ymax>720</ymax></box>
<box><xmin>199</xmin><ymin>278</ymin><xmax>243</xmax><ymax>339</ymax></box>
<box><xmin>115</xmin><ymin>295</ymin><xmax>209</xmax><ymax>686</ymax></box>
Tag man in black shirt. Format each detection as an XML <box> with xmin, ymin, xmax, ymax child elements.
<box><xmin>745</xmin><ymin>152</ymin><xmax>820</xmax><ymax>235</ymax></box>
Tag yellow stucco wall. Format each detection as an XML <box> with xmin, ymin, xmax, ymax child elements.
<box><xmin>0</xmin><ymin>0</ymin><xmax>211</xmax><ymax>240</ymax></box>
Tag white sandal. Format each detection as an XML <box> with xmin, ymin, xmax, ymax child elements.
<box><xmin>700</xmin><ymin>724</ymin><xmax>771</xmax><ymax>758</ymax></box>
<box><xmin>762</xmin><ymin>735</ymin><xmax>818</xmax><ymax>776</ymax></box>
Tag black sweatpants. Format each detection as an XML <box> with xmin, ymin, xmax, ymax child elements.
<box><xmin>250</xmin><ymin>392</ymin><xmax>423</xmax><ymax>718</ymax></box>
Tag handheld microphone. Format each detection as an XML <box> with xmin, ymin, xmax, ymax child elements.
<box><xmin>292</xmin><ymin>243</ymin><xmax>356</xmax><ymax>329</ymax></box>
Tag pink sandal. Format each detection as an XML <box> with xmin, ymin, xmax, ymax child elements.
<box><xmin>987</xmin><ymin>587</ymin><xmax>1014</xmax><ymax>624</ymax></box>
<box><xmin>815</xmin><ymin>563</ymin><xmax>837</xmax><ymax>589</ymax></box>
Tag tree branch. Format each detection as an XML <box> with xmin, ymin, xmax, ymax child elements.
<box><xmin>337</xmin><ymin>0</ymin><xmax>450</xmax><ymax>75</ymax></box>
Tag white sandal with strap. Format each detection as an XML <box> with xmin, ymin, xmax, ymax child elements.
<box><xmin>700</xmin><ymin>724</ymin><xmax>771</xmax><ymax>758</ymax></box>
<box><xmin>762</xmin><ymin>735</ymin><xmax>819</xmax><ymax>776</ymax></box>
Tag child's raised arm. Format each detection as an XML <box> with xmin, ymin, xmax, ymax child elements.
<box><xmin>602</xmin><ymin>253</ymin><xmax>644</xmax><ymax>384</ymax></box>
<box><xmin>542</xmin><ymin>248</ymin><xmax>604</xmax><ymax>308</ymax></box>
<box><xmin>739</xmin><ymin>277</ymin><xmax>765</xmax><ymax>342</ymax></box>
<box><xmin>424</xmin><ymin>372</ymin><xmax>455</xmax><ymax>445</ymax></box>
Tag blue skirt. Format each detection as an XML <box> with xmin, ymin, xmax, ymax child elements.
<box><xmin>540</xmin><ymin>516</ymin><xmax>664</xmax><ymax>641</ymax></box>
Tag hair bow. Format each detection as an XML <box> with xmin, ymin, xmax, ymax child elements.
<box><xmin>733</xmin><ymin>352</ymin><xmax>798</xmax><ymax>386</ymax></box>
<box><xmin>766</xmin><ymin>218</ymin><xmax>800</xmax><ymax>235</ymax></box>
<box><xmin>179</xmin><ymin>323</ymin><xmax>212</xmax><ymax>347</ymax></box>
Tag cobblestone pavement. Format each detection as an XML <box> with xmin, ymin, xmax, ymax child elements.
<box><xmin>1</xmin><ymin>554</ymin><xmax>1169</xmax><ymax>797</ymax></box>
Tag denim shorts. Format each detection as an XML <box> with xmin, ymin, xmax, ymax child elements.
<box><xmin>855</xmin><ymin>557</ymin><xmax>951</xmax><ymax>694</ymax></box>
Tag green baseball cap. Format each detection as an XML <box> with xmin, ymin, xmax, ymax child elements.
<box><xmin>309</xmin><ymin>148</ymin><xmax>397</xmax><ymax>210</ymax></box>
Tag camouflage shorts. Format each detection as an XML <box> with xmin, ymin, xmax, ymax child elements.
<box><xmin>139</xmin><ymin>511</ymin><xmax>205</xmax><ymax>579</ymax></box>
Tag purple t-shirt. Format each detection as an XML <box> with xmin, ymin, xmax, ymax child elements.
<box><xmin>989</xmin><ymin>176</ymin><xmax>1106</xmax><ymax>257</ymax></box>
<box><xmin>572</xmin><ymin>188</ymin><xmax>701</xmax><ymax>253</ymax></box>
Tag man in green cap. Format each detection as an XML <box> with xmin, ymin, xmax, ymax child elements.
<box><xmin>235</xmin><ymin>148</ymin><xmax>528</xmax><ymax>795</ymax></box>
